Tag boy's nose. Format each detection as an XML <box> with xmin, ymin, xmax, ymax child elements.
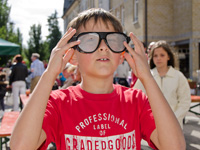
<box><xmin>98</xmin><ymin>39</ymin><xmax>109</xmax><ymax>52</ymax></box>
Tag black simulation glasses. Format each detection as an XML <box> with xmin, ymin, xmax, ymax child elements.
<box><xmin>69</xmin><ymin>32</ymin><xmax>130</xmax><ymax>53</ymax></box>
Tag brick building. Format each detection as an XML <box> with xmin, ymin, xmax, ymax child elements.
<box><xmin>62</xmin><ymin>0</ymin><xmax>200</xmax><ymax>80</ymax></box>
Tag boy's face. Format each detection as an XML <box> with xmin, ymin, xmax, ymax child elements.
<box><xmin>74</xmin><ymin>18</ymin><xmax>124</xmax><ymax>79</ymax></box>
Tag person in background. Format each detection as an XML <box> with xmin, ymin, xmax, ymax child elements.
<box><xmin>59</xmin><ymin>72</ymin><xmax>66</xmax><ymax>87</ymax></box>
<box><xmin>61</xmin><ymin>64</ymin><xmax>76</xmax><ymax>89</ymax></box>
<box><xmin>71</xmin><ymin>65</ymin><xmax>81</xmax><ymax>86</ymax></box>
<box><xmin>0</xmin><ymin>69</ymin><xmax>7</xmax><ymax>112</ymax></box>
<box><xmin>11</xmin><ymin>54</ymin><xmax>20</xmax><ymax>66</ymax></box>
<box><xmin>30</xmin><ymin>53</ymin><xmax>45</xmax><ymax>93</ymax></box>
<box><xmin>3</xmin><ymin>59</ymin><xmax>12</xmax><ymax>81</ymax></box>
<box><xmin>147</xmin><ymin>41</ymin><xmax>155</xmax><ymax>58</ymax></box>
<box><xmin>9</xmin><ymin>55</ymin><xmax>28</xmax><ymax>111</ymax></box>
<box><xmin>114</xmin><ymin>59</ymin><xmax>130</xmax><ymax>87</ymax></box>
<box><xmin>6</xmin><ymin>59</ymin><xmax>12</xmax><ymax>68</ymax></box>
<box><xmin>134</xmin><ymin>40</ymin><xmax>191</xmax><ymax>128</ymax></box>
<box><xmin>43</xmin><ymin>60</ymin><xmax>48</xmax><ymax>69</ymax></box>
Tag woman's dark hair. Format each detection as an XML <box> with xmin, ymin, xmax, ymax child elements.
<box><xmin>16</xmin><ymin>55</ymin><xmax>23</xmax><ymax>63</ymax></box>
<box><xmin>149</xmin><ymin>40</ymin><xmax>175</xmax><ymax>69</ymax></box>
<box><xmin>67</xmin><ymin>8</ymin><xmax>123</xmax><ymax>33</ymax></box>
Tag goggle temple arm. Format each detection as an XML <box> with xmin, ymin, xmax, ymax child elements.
<box><xmin>68</xmin><ymin>36</ymin><xmax>78</xmax><ymax>49</ymax></box>
<box><xmin>124</xmin><ymin>36</ymin><xmax>131</xmax><ymax>52</ymax></box>
<box><xmin>127</xmin><ymin>37</ymin><xmax>130</xmax><ymax>43</ymax></box>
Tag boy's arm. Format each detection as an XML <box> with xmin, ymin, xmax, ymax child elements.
<box><xmin>124</xmin><ymin>33</ymin><xmax>185</xmax><ymax>150</ymax></box>
<box><xmin>10</xmin><ymin>28</ymin><xmax>80</xmax><ymax>150</ymax></box>
<box><xmin>141</xmin><ymin>75</ymin><xmax>185</xmax><ymax>149</ymax></box>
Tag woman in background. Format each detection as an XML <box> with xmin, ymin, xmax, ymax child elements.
<box><xmin>134</xmin><ymin>40</ymin><xmax>191</xmax><ymax>128</ymax></box>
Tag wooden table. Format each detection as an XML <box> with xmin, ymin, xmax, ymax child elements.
<box><xmin>0</xmin><ymin>111</ymin><xmax>20</xmax><ymax>149</ymax></box>
<box><xmin>19</xmin><ymin>94</ymin><xmax>30</xmax><ymax>109</ymax></box>
<box><xmin>190</xmin><ymin>95</ymin><xmax>200</xmax><ymax>115</ymax></box>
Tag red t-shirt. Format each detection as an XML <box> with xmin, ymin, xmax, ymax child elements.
<box><xmin>130</xmin><ymin>72</ymin><xmax>138</xmax><ymax>88</ymax></box>
<box><xmin>40</xmin><ymin>84</ymin><xmax>156</xmax><ymax>150</ymax></box>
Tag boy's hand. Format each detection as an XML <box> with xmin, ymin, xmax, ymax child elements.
<box><xmin>123</xmin><ymin>32</ymin><xmax>152</xmax><ymax>82</ymax></box>
<box><xmin>46</xmin><ymin>28</ymin><xmax>80</xmax><ymax>78</ymax></box>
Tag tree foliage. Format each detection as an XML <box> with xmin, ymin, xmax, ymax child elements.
<box><xmin>25</xmin><ymin>24</ymin><xmax>49</xmax><ymax>64</ymax></box>
<box><xmin>47</xmin><ymin>10</ymin><xmax>62</xmax><ymax>52</ymax></box>
<box><xmin>0</xmin><ymin>0</ymin><xmax>23</xmax><ymax>66</ymax></box>
<box><xmin>0</xmin><ymin>0</ymin><xmax>22</xmax><ymax>44</ymax></box>
<box><xmin>0</xmin><ymin>0</ymin><xmax>10</xmax><ymax>27</ymax></box>
<box><xmin>0</xmin><ymin>1</ymin><xmax>62</xmax><ymax>66</ymax></box>
<box><xmin>25</xmin><ymin>11</ymin><xmax>62</xmax><ymax>65</ymax></box>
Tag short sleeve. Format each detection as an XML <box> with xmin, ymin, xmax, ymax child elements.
<box><xmin>39</xmin><ymin>92</ymin><xmax>61</xmax><ymax>149</ymax></box>
<box><xmin>138</xmin><ymin>92</ymin><xmax>157</xmax><ymax>149</ymax></box>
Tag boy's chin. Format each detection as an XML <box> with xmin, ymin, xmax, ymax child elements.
<box><xmin>95</xmin><ymin>72</ymin><xmax>115</xmax><ymax>79</ymax></box>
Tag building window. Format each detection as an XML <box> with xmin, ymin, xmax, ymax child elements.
<box><xmin>133</xmin><ymin>0</ymin><xmax>139</xmax><ymax>23</ymax></box>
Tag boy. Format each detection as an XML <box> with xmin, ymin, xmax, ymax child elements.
<box><xmin>10</xmin><ymin>8</ymin><xmax>185</xmax><ymax>150</ymax></box>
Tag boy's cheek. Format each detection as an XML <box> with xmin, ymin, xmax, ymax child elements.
<box><xmin>113</xmin><ymin>53</ymin><xmax>124</xmax><ymax>65</ymax></box>
<box><xmin>119</xmin><ymin>54</ymin><xmax>125</xmax><ymax>64</ymax></box>
<box><xmin>69</xmin><ymin>52</ymin><xmax>78</xmax><ymax>65</ymax></box>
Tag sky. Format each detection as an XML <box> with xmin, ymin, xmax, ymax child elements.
<box><xmin>8</xmin><ymin>0</ymin><xmax>64</xmax><ymax>47</ymax></box>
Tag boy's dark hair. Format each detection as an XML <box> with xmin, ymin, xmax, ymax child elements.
<box><xmin>149</xmin><ymin>40</ymin><xmax>175</xmax><ymax>69</ymax></box>
<box><xmin>67</xmin><ymin>8</ymin><xmax>123</xmax><ymax>33</ymax></box>
<box><xmin>16</xmin><ymin>55</ymin><xmax>23</xmax><ymax>63</ymax></box>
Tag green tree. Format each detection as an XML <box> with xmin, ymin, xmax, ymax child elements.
<box><xmin>0</xmin><ymin>0</ymin><xmax>23</xmax><ymax>66</ymax></box>
<box><xmin>47</xmin><ymin>10</ymin><xmax>62</xmax><ymax>52</ymax></box>
<box><xmin>0</xmin><ymin>0</ymin><xmax>21</xmax><ymax>44</ymax></box>
<box><xmin>26</xmin><ymin>24</ymin><xmax>49</xmax><ymax>63</ymax></box>
<box><xmin>0</xmin><ymin>0</ymin><xmax>10</xmax><ymax>27</ymax></box>
<box><xmin>7</xmin><ymin>23</ymin><xmax>23</xmax><ymax>46</ymax></box>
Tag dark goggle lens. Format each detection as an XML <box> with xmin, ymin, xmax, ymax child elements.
<box><xmin>107</xmin><ymin>33</ymin><xmax>127</xmax><ymax>52</ymax></box>
<box><xmin>72</xmin><ymin>32</ymin><xmax>129</xmax><ymax>53</ymax></box>
<box><xmin>78</xmin><ymin>33</ymin><xmax>99</xmax><ymax>53</ymax></box>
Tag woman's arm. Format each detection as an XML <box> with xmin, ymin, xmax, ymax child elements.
<box><xmin>124</xmin><ymin>33</ymin><xmax>185</xmax><ymax>150</ymax></box>
<box><xmin>174</xmin><ymin>72</ymin><xmax>191</xmax><ymax>127</ymax></box>
<box><xmin>10</xmin><ymin>28</ymin><xmax>80</xmax><ymax>150</ymax></box>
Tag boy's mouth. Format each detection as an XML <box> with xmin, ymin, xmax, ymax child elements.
<box><xmin>97</xmin><ymin>58</ymin><xmax>110</xmax><ymax>61</ymax></box>
<box><xmin>97</xmin><ymin>58</ymin><xmax>109</xmax><ymax>61</ymax></box>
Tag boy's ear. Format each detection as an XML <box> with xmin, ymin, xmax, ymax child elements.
<box><xmin>69</xmin><ymin>52</ymin><xmax>78</xmax><ymax>65</ymax></box>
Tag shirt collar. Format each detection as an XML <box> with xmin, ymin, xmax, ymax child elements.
<box><xmin>151</xmin><ymin>66</ymin><xmax>175</xmax><ymax>77</ymax></box>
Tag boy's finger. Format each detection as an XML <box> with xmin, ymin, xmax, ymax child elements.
<box><xmin>62</xmin><ymin>27</ymin><xmax>74</xmax><ymax>40</ymax></box>
<box><xmin>58</xmin><ymin>27</ymin><xmax>73</xmax><ymax>43</ymax></box>
<box><xmin>124</xmin><ymin>52</ymin><xmax>135</xmax><ymax>71</ymax></box>
<box><xmin>51</xmin><ymin>39</ymin><xmax>80</xmax><ymax>61</ymax></box>
<box><xmin>63</xmin><ymin>48</ymin><xmax>75</xmax><ymax>64</ymax></box>
<box><xmin>57</xmin><ymin>28</ymin><xmax>76</xmax><ymax>47</ymax></box>
<box><xmin>62</xmin><ymin>40</ymin><xmax>80</xmax><ymax>53</ymax></box>
<box><xmin>124</xmin><ymin>41</ymin><xmax>136</xmax><ymax>57</ymax></box>
<box><xmin>129</xmin><ymin>33</ymin><xmax>144</xmax><ymax>54</ymax></box>
<box><xmin>62</xmin><ymin>27</ymin><xmax>73</xmax><ymax>38</ymax></box>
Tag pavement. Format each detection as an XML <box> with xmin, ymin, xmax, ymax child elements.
<box><xmin>0</xmin><ymin>94</ymin><xmax>200</xmax><ymax>150</ymax></box>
